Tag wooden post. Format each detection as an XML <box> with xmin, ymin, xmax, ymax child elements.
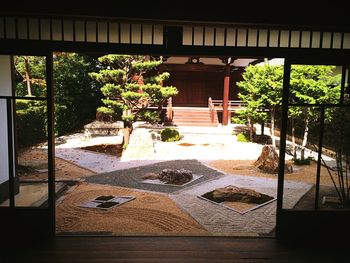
<box><xmin>222</xmin><ymin>64</ymin><xmax>230</xmax><ymax>126</ymax></box>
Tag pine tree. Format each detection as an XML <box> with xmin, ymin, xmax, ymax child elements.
<box><xmin>90</xmin><ymin>55</ymin><xmax>178</xmax><ymax>126</ymax></box>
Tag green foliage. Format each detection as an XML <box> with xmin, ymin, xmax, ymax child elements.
<box><xmin>237</xmin><ymin>63</ymin><xmax>283</xmax><ymax>124</ymax></box>
<box><xmin>137</xmin><ymin>110</ymin><xmax>161</xmax><ymax>124</ymax></box>
<box><xmin>14</xmin><ymin>53</ymin><xmax>102</xmax><ymax>146</ymax></box>
<box><xmin>97</xmin><ymin>106</ymin><xmax>115</xmax><ymax>116</ymax></box>
<box><xmin>293</xmin><ymin>157</ymin><xmax>313</xmax><ymax>165</ymax></box>
<box><xmin>16</xmin><ymin>100</ymin><xmax>47</xmax><ymax>147</ymax></box>
<box><xmin>53</xmin><ymin>53</ymin><xmax>101</xmax><ymax>135</ymax></box>
<box><xmin>289</xmin><ymin>65</ymin><xmax>341</xmax><ymax>159</ymax></box>
<box><xmin>236</xmin><ymin>133</ymin><xmax>249</xmax><ymax>142</ymax></box>
<box><xmin>289</xmin><ymin>65</ymin><xmax>341</xmax><ymax>124</ymax></box>
<box><xmin>142</xmin><ymin>84</ymin><xmax>178</xmax><ymax>105</ymax></box>
<box><xmin>237</xmin><ymin>62</ymin><xmax>283</xmax><ymax>144</ymax></box>
<box><xmin>160</xmin><ymin>128</ymin><xmax>181</xmax><ymax>142</ymax></box>
<box><xmin>231</xmin><ymin>111</ymin><xmax>248</xmax><ymax>124</ymax></box>
<box><xmin>90</xmin><ymin>55</ymin><xmax>178</xmax><ymax>126</ymax></box>
<box><xmin>237</xmin><ymin>63</ymin><xmax>341</xmax><ymax>155</ymax></box>
<box><xmin>122</xmin><ymin>114</ymin><xmax>135</xmax><ymax>124</ymax></box>
<box><xmin>231</xmin><ymin>117</ymin><xmax>246</xmax><ymax>124</ymax></box>
<box><xmin>14</xmin><ymin>56</ymin><xmax>47</xmax><ymax>97</ymax></box>
<box><xmin>290</xmin><ymin>65</ymin><xmax>340</xmax><ymax>104</ymax></box>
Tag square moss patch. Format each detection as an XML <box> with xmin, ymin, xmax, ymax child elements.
<box><xmin>79</xmin><ymin>195</ymin><xmax>135</xmax><ymax>210</ymax></box>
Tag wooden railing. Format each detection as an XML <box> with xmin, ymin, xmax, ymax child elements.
<box><xmin>210</xmin><ymin>99</ymin><xmax>247</xmax><ymax>111</ymax></box>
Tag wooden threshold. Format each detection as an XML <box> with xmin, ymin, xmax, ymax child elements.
<box><xmin>1</xmin><ymin>236</ymin><xmax>347</xmax><ymax>262</ymax></box>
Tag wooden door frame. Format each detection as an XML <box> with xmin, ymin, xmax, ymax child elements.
<box><xmin>0</xmin><ymin>52</ymin><xmax>55</xmax><ymax>238</ymax></box>
<box><xmin>1</xmin><ymin>14</ymin><xmax>350</xmax><ymax>239</ymax></box>
<box><xmin>276</xmin><ymin>58</ymin><xmax>350</xmax><ymax>241</ymax></box>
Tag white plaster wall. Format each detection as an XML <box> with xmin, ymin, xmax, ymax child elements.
<box><xmin>0</xmin><ymin>55</ymin><xmax>12</xmax><ymax>184</ymax></box>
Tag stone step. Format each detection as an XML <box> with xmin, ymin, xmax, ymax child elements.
<box><xmin>173</xmin><ymin>120</ymin><xmax>216</xmax><ymax>124</ymax></box>
<box><xmin>172</xmin><ymin>117</ymin><xmax>213</xmax><ymax>121</ymax></box>
<box><xmin>173</xmin><ymin>111</ymin><xmax>210</xmax><ymax>115</ymax></box>
<box><xmin>173</xmin><ymin>116</ymin><xmax>212</xmax><ymax>120</ymax></box>
<box><xmin>173</xmin><ymin>123</ymin><xmax>218</xmax><ymax>127</ymax></box>
<box><xmin>173</xmin><ymin>113</ymin><xmax>213</xmax><ymax>118</ymax></box>
<box><xmin>171</xmin><ymin>107</ymin><xmax>219</xmax><ymax>127</ymax></box>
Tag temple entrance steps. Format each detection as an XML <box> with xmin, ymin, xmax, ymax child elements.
<box><xmin>171</xmin><ymin>107</ymin><xmax>219</xmax><ymax>127</ymax></box>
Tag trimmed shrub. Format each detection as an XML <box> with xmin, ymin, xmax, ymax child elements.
<box><xmin>96</xmin><ymin>106</ymin><xmax>120</xmax><ymax>122</ymax></box>
<box><xmin>293</xmin><ymin>157</ymin><xmax>313</xmax><ymax>165</ymax></box>
<box><xmin>16</xmin><ymin>100</ymin><xmax>47</xmax><ymax>147</ymax></box>
<box><xmin>236</xmin><ymin>132</ymin><xmax>249</xmax><ymax>142</ymax></box>
<box><xmin>160</xmin><ymin>128</ymin><xmax>180</xmax><ymax>142</ymax></box>
<box><xmin>16</xmin><ymin>100</ymin><xmax>69</xmax><ymax>147</ymax></box>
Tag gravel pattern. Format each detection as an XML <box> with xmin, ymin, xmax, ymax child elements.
<box><xmin>56</xmin><ymin>183</ymin><xmax>207</xmax><ymax>235</ymax></box>
<box><xmin>170</xmin><ymin>174</ymin><xmax>313</xmax><ymax>236</ymax></box>
<box><xmin>18</xmin><ymin>148</ymin><xmax>95</xmax><ymax>181</ymax></box>
<box><xmin>86</xmin><ymin>159</ymin><xmax>224</xmax><ymax>193</ymax></box>
<box><xmin>55</xmin><ymin>148</ymin><xmax>160</xmax><ymax>173</ymax></box>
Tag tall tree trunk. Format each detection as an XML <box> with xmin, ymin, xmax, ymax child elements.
<box><xmin>248</xmin><ymin>116</ymin><xmax>254</xmax><ymax>142</ymax></box>
<box><xmin>122</xmin><ymin>127</ymin><xmax>131</xmax><ymax>150</ymax></box>
<box><xmin>301</xmin><ymin>110</ymin><xmax>309</xmax><ymax>160</ymax></box>
<box><xmin>291</xmin><ymin>117</ymin><xmax>296</xmax><ymax>158</ymax></box>
<box><xmin>270</xmin><ymin>108</ymin><xmax>276</xmax><ymax>147</ymax></box>
<box><xmin>261</xmin><ymin>122</ymin><xmax>264</xmax><ymax>135</ymax></box>
<box><xmin>122</xmin><ymin>107</ymin><xmax>133</xmax><ymax>147</ymax></box>
<box><xmin>23</xmin><ymin>57</ymin><xmax>32</xmax><ymax>96</ymax></box>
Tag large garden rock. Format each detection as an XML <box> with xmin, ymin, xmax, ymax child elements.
<box><xmin>202</xmin><ymin>185</ymin><xmax>274</xmax><ymax>204</ymax></box>
<box><xmin>159</xmin><ymin>168</ymin><xmax>193</xmax><ymax>185</ymax></box>
<box><xmin>121</xmin><ymin>128</ymin><xmax>156</xmax><ymax>160</ymax></box>
<box><xmin>254</xmin><ymin>145</ymin><xmax>293</xmax><ymax>173</ymax></box>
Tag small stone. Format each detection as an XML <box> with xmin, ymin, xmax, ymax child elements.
<box><xmin>159</xmin><ymin>168</ymin><xmax>193</xmax><ymax>185</ymax></box>
<box><xmin>142</xmin><ymin>172</ymin><xmax>160</xmax><ymax>180</ymax></box>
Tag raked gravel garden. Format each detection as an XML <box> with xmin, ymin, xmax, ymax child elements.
<box><xmin>17</xmin><ymin>124</ymin><xmax>336</xmax><ymax>236</ymax></box>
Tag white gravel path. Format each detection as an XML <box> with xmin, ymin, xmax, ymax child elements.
<box><xmin>55</xmin><ymin>148</ymin><xmax>160</xmax><ymax>173</ymax></box>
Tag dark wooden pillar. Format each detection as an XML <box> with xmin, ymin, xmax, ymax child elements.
<box><xmin>222</xmin><ymin>63</ymin><xmax>230</xmax><ymax>126</ymax></box>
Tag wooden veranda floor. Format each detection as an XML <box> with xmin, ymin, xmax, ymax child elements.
<box><xmin>2</xmin><ymin>236</ymin><xmax>347</xmax><ymax>262</ymax></box>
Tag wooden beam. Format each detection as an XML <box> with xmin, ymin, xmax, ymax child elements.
<box><xmin>161</xmin><ymin>63</ymin><xmax>225</xmax><ymax>72</ymax></box>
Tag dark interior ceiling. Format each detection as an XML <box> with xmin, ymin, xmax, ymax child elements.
<box><xmin>2</xmin><ymin>1</ymin><xmax>350</xmax><ymax>29</ymax></box>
